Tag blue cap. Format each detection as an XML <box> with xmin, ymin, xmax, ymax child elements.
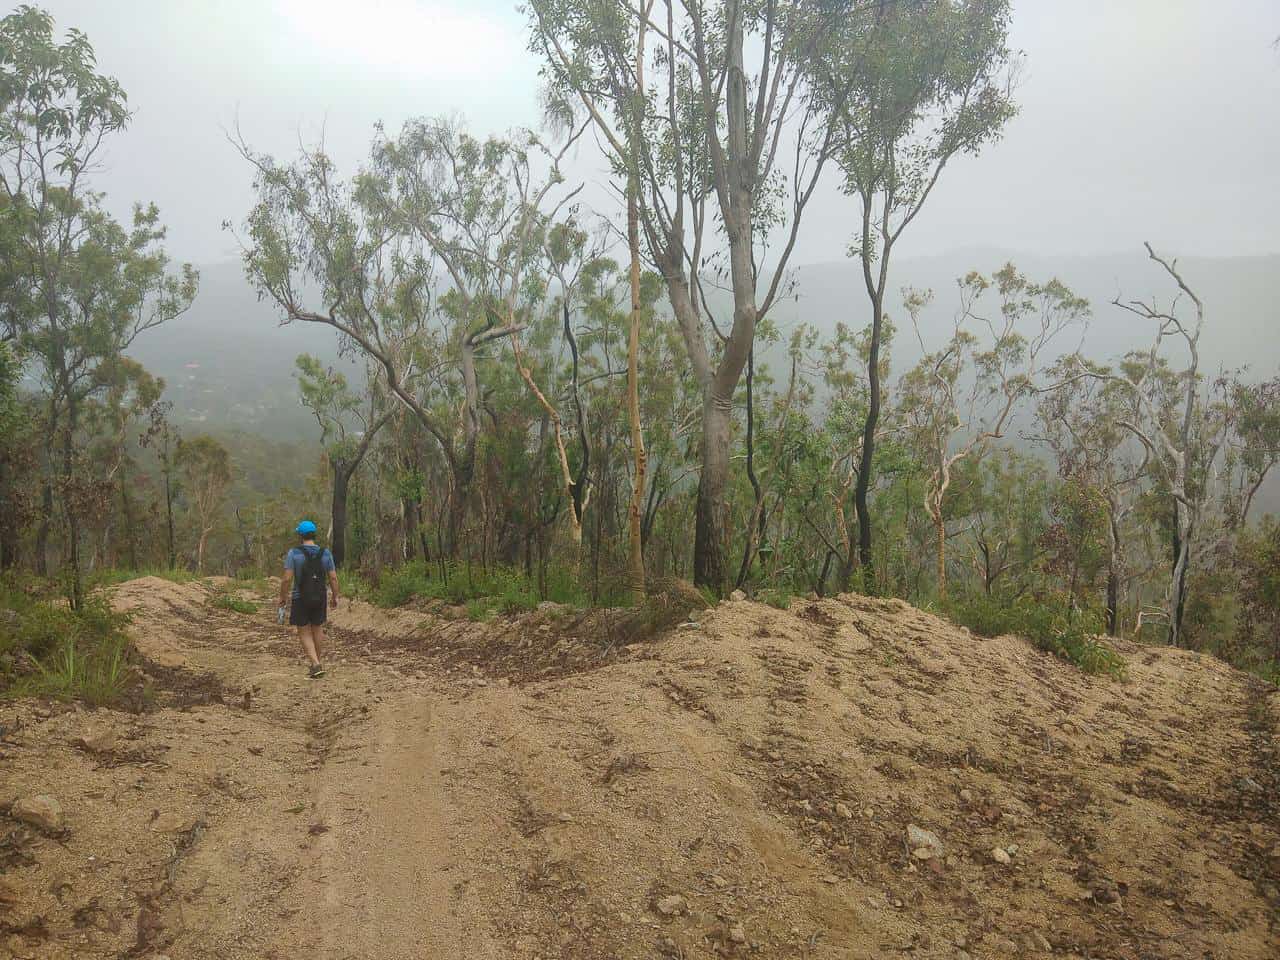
<box><xmin>296</xmin><ymin>520</ymin><xmax>317</xmax><ymax>536</ymax></box>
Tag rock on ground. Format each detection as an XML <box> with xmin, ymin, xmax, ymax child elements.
<box><xmin>10</xmin><ymin>794</ymin><xmax>64</xmax><ymax>833</ymax></box>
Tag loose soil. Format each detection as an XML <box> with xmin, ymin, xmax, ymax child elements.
<box><xmin>1</xmin><ymin>576</ymin><xmax>1277</xmax><ymax>959</ymax></box>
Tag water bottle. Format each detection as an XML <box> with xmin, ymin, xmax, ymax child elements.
<box><xmin>276</xmin><ymin>605</ymin><xmax>286</xmax><ymax>625</ymax></box>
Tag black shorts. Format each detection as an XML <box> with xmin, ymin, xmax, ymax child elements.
<box><xmin>290</xmin><ymin>597</ymin><xmax>327</xmax><ymax>627</ymax></box>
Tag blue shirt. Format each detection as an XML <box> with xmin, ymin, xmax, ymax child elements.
<box><xmin>284</xmin><ymin>545</ymin><xmax>335</xmax><ymax>600</ymax></box>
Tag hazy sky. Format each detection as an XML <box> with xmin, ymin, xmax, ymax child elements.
<box><xmin>32</xmin><ymin>0</ymin><xmax>1280</xmax><ymax>266</ymax></box>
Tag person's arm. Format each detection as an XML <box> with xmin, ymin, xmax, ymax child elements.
<box><xmin>278</xmin><ymin>561</ymin><xmax>293</xmax><ymax>608</ymax></box>
<box><xmin>325</xmin><ymin>550</ymin><xmax>340</xmax><ymax>608</ymax></box>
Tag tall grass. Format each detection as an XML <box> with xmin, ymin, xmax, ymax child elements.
<box><xmin>1</xmin><ymin>582</ymin><xmax>136</xmax><ymax>706</ymax></box>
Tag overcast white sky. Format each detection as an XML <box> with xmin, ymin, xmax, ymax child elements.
<box><xmin>32</xmin><ymin>0</ymin><xmax>1280</xmax><ymax>266</ymax></box>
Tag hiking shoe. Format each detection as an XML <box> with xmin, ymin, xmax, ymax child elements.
<box><xmin>308</xmin><ymin>664</ymin><xmax>325</xmax><ymax>679</ymax></box>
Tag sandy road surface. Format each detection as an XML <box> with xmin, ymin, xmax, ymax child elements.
<box><xmin>2</xmin><ymin>575</ymin><xmax>1278</xmax><ymax>960</ymax></box>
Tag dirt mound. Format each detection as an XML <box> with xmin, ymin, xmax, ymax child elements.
<box><xmin>1</xmin><ymin>579</ymin><xmax>1276</xmax><ymax>959</ymax></box>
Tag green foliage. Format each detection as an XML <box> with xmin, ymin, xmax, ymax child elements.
<box><xmin>465</xmin><ymin>598</ymin><xmax>496</xmax><ymax>622</ymax></box>
<box><xmin>1226</xmin><ymin>518</ymin><xmax>1280</xmax><ymax>683</ymax></box>
<box><xmin>758</xmin><ymin>587</ymin><xmax>794</xmax><ymax>610</ymax></box>
<box><xmin>372</xmin><ymin>560</ymin><xmax>595</xmax><ymax>611</ymax></box>
<box><xmin>1034</xmin><ymin>615</ymin><xmax>1126</xmax><ymax>679</ymax></box>
<box><xmin>210</xmin><ymin>590</ymin><xmax>257</xmax><ymax>615</ymax></box>
<box><xmin>0</xmin><ymin>341</ymin><xmax>38</xmax><ymax>553</ymax></box>
<box><xmin>336</xmin><ymin>568</ymin><xmax>371</xmax><ymax>601</ymax></box>
<box><xmin>0</xmin><ymin>581</ymin><xmax>135</xmax><ymax>706</ymax></box>
<box><xmin>2</xmin><ymin>6</ymin><xmax>196</xmax><ymax>603</ymax></box>
<box><xmin>947</xmin><ymin>593</ymin><xmax>1125</xmax><ymax>678</ymax></box>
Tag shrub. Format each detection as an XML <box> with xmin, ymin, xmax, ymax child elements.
<box><xmin>465</xmin><ymin>598</ymin><xmax>496</xmax><ymax>622</ymax></box>
<box><xmin>1</xmin><ymin>584</ymin><xmax>136</xmax><ymax>706</ymax></box>
<box><xmin>947</xmin><ymin>592</ymin><xmax>1125</xmax><ymax>679</ymax></box>
<box><xmin>211</xmin><ymin>591</ymin><xmax>257</xmax><ymax>615</ymax></box>
<box><xmin>370</xmin><ymin>560</ymin><xmax>598</xmax><ymax>611</ymax></box>
<box><xmin>1035</xmin><ymin>618</ymin><xmax>1126</xmax><ymax>678</ymax></box>
<box><xmin>758</xmin><ymin>587</ymin><xmax>794</xmax><ymax>610</ymax></box>
<box><xmin>337</xmin><ymin>569</ymin><xmax>371</xmax><ymax>602</ymax></box>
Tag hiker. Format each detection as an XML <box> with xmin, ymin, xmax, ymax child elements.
<box><xmin>277</xmin><ymin>520</ymin><xmax>340</xmax><ymax>678</ymax></box>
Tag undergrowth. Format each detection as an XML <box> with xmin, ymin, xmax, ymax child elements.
<box><xmin>947</xmin><ymin>593</ymin><xmax>1126</xmax><ymax>679</ymax></box>
<box><xmin>210</xmin><ymin>590</ymin><xmax>257</xmax><ymax>615</ymax></box>
<box><xmin>1</xmin><ymin>580</ymin><xmax>136</xmax><ymax>706</ymax></box>
<box><xmin>758</xmin><ymin>587</ymin><xmax>794</xmax><ymax>610</ymax></box>
<box><xmin>370</xmin><ymin>560</ymin><xmax>606</xmax><ymax>611</ymax></box>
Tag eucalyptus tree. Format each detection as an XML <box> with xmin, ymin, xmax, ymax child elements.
<box><xmin>88</xmin><ymin>357</ymin><xmax>165</xmax><ymax>571</ymax></box>
<box><xmin>1038</xmin><ymin>363</ymin><xmax>1153</xmax><ymax>635</ymax></box>
<box><xmin>294</xmin><ymin>355</ymin><xmax>391</xmax><ymax>568</ymax></box>
<box><xmin>507</xmin><ymin>214</ymin><xmax>614</xmax><ymax>553</ymax></box>
<box><xmin>176</xmin><ymin>435</ymin><xmax>231</xmax><ymax>572</ymax></box>
<box><xmin>238</xmin><ymin>118</ymin><xmax>581</xmax><ymax>555</ymax></box>
<box><xmin>0</xmin><ymin>6</ymin><xmax>197</xmax><ymax>602</ymax></box>
<box><xmin>811</xmin><ymin>0</ymin><xmax>1017</xmax><ymax>586</ymax></box>
<box><xmin>1227</xmin><ymin>375</ymin><xmax>1280</xmax><ymax>527</ymax></box>
<box><xmin>529</xmin><ymin>0</ymin><xmax>850</xmax><ymax>593</ymax></box>
<box><xmin>964</xmin><ymin>450</ymin><xmax>1050</xmax><ymax>599</ymax></box>
<box><xmin>1071</xmin><ymin>244</ymin><xmax>1234</xmax><ymax>647</ymax></box>
<box><xmin>898</xmin><ymin>265</ymin><xmax>1086</xmax><ymax>598</ymax></box>
<box><xmin>0</xmin><ymin>341</ymin><xmax>36</xmax><ymax>570</ymax></box>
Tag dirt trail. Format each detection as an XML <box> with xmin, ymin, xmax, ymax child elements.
<box><xmin>300</xmin><ymin>695</ymin><xmax>504</xmax><ymax>960</ymax></box>
<box><xmin>2</xmin><ymin>576</ymin><xmax>1278</xmax><ymax>960</ymax></box>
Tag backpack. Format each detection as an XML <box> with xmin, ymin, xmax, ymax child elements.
<box><xmin>298</xmin><ymin>547</ymin><xmax>327</xmax><ymax>606</ymax></box>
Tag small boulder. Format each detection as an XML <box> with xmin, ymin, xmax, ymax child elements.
<box><xmin>11</xmin><ymin>795</ymin><xmax>64</xmax><ymax>833</ymax></box>
<box><xmin>729</xmin><ymin>589</ymin><xmax>747</xmax><ymax>602</ymax></box>
<box><xmin>654</xmin><ymin>894</ymin><xmax>686</xmax><ymax>917</ymax></box>
<box><xmin>835</xmin><ymin>802</ymin><xmax>853</xmax><ymax>820</ymax></box>
<box><xmin>906</xmin><ymin>824</ymin><xmax>945</xmax><ymax>860</ymax></box>
<box><xmin>728</xmin><ymin>924</ymin><xmax>747</xmax><ymax>944</ymax></box>
<box><xmin>990</xmin><ymin>847</ymin><xmax>1011</xmax><ymax>865</ymax></box>
<box><xmin>74</xmin><ymin>727</ymin><xmax>117</xmax><ymax>754</ymax></box>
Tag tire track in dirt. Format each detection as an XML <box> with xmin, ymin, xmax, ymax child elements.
<box><xmin>284</xmin><ymin>694</ymin><xmax>504</xmax><ymax>960</ymax></box>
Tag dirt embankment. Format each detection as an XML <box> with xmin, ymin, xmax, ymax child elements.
<box><xmin>1</xmin><ymin>576</ymin><xmax>1277</xmax><ymax>959</ymax></box>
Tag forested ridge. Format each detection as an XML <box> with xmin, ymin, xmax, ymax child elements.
<box><xmin>2</xmin><ymin>0</ymin><xmax>1279</xmax><ymax>692</ymax></box>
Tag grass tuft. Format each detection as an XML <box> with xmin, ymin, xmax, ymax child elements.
<box><xmin>1</xmin><ymin>582</ymin><xmax>136</xmax><ymax>706</ymax></box>
<box><xmin>211</xmin><ymin>591</ymin><xmax>257</xmax><ymax>615</ymax></box>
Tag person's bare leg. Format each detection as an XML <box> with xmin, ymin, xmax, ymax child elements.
<box><xmin>298</xmin><ymin>625</ymin><xmax>320</xmax><ymax>667</ymax></box>
<box><xmin>312</xmin><ymin>624</ymin><xmax>325</xmax><ymax>663</ymax></box>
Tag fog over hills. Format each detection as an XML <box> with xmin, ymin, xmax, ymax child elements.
<box><xmin>131</xmin><ymin>249</ymin><xmax>1278</xmax><ymax>443</ymax></box>
<box><xmin>128</xmin><ymin>260</ymin><xmax>353</xmax><ymax>439</ymax></box>
<box><xmin>769</xmin><ymin>250</ymin><xmax>1279</xmax><ymax>377</ymax></box>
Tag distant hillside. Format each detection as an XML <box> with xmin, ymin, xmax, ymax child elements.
<box><xmin>127</xmin><ymin>260</ymin><xmax>353</xmax><ymax>440</ymax></box>
<box><xmin>127</xmin><ymin>251</ymin><xmax>1280</xmax><ymax>447</ymax></box>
